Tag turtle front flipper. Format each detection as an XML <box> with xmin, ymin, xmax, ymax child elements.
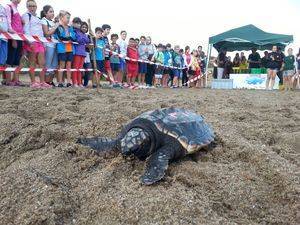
<box><xmin>140</xmin><ymin>144</ymin><xmax>179</xmax><ymax>185</ymax></box>
<box><xmin>77</xmin><ymin>137</ymin><xmax>119</xmax><ymax>154</ymax></box>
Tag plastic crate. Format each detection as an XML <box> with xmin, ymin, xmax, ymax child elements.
<box><xmin>211</xmin><ymin>79</ymin><xmax>233</xmax><ymax>89</ymax></box>
<box><xmin>251</xmin><ymin>68</ymin><xmax>262</xmax><ymax>74</ymax></box>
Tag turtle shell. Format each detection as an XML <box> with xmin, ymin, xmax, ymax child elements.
<box><xmin>138</xmin><ymin>107</ymin><xmax>215</xmax><ymax>154</ymax></box>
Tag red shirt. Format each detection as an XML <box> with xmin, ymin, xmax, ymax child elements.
<box><xmin>127</xmin><ymin>46</ymin><xmax>138</xmax><ymax>61</ymax></box>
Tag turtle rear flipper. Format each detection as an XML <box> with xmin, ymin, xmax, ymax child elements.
<box><xmin>140</xmin><ymin>144</ymin><xmax>178</xmax><ymax>185</ymax></box>
<box><xmin>77</xmin><ymin>137</ymin><xmax>119</xmax><ymax>154</ymax></box>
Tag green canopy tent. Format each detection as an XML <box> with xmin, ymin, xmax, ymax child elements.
<box><xmin>204</xmin><ymin>24</ymin><xmax>293</xmax><ymax>86</ymax></box>
<box><xmin>209</xmin><ymin>24</ymin><xmax>293</xmax><ymax>52</ymax></box>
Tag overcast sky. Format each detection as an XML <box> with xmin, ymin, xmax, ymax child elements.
<box><xmin>13</xmin><ymin>0</ymin><xmax>300</xmax><ymax>56</ymax></box>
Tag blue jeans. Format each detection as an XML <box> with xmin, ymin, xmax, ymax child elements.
<box><xmin>45</xmin><ymin>46</ymin><xmax>58</xmax><ymax>74</ymax></box>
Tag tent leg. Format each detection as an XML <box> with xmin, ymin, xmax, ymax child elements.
<box><xmin>205</xmin><ymin>44</ymin><xmax>212</xmax><ymax>88</ymax></box>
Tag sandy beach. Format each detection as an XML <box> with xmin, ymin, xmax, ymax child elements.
<box><xmin>0</xmin><ymin>87</ymin><xmax>299</xmax><ymax>225</ymax></box>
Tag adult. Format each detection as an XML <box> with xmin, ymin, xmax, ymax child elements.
<box><xmin>297</xmin><ymin>49</ymin><xmax>300</xmax><ymax>73</ymax></box>
<box><xmin>182</xmin><ymin>46</ymin><xmax>192</xmax><ymax>86</ymax></box>
<box><xmin>216</xmin><ymin>49</ymin><xmax>226</xmax><ymax>79</ymax></box>
<box><xmin>248</xmin><ymin>48</ymin><xmax>261</xmax><ymax>69</ymax></box>
<box><xmin>233</xmin><ymin>53</ymin><xmax>241</xmax><ymax>67</ymax></box>
<box><xmin>261</xmin><ymin>51</ymin><xmax>270</xmax><ymax>69</ymax></box>
<box><xmin>5</xmin><ymin>0</ymin><xmax>23</xmax><ymax>86</ymax></box>
<box><xmin>117</xmin><ymin>30</ymin><xmax>128</xmax><ymax>83</ymax></box>
<box><xmin>145</xmin><ymin>36</ymin><xmax>156</xmax><ymax>87</ymax></box>
<box><xmin>224</xmin><ymin>56</ymin><xmax>233</xmax><ymax>79</ymax></box>
<box><xmin>277</xmin><ymin>47</ymin><xmax>285</xmax><ymax>89</ymax></box>
<box><xmin>294</xmin><ymin>49</ymin><xmax>300</xmax><ymax>89</ymax></box>
<box><xmin>266</xmin><ymin>46</ymin><xmax>281</xmax><ymax>90</ymax></box>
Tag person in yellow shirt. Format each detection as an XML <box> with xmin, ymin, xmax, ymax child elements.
<box><xmin>239</xmin><ymin>55</ymin><xmax>248</xmax><ymax>73</ymax></box>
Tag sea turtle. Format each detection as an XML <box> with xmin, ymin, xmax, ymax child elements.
<box><xmin>77</xmin><ymin>107</ymin><xmax>215</xmax><ymax>185</ymax></box>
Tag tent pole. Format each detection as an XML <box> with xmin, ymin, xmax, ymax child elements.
<box><xmin>205</xmin><ymin>44</ymin><xmax>212</xmax><ymax>88</ymax></box>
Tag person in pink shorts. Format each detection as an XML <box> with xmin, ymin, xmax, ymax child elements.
<box><xmin>22</xmin><ymin>0</ymin><xmax>51</xmax><ymax>88</ymax></box>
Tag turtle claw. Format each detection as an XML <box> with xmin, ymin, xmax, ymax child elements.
<box><xmin>140</xmin><ymin>171</ymin><xmax>166</xmax><ymax>185</ymax></box>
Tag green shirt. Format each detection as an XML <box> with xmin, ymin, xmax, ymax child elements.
<box><xmin>154</xmin><ymin>51</ymin><xmax>164</xmax><ymax>64</ymax></box>
<box><xmin>283</xmin><ymin>55</ymin><xmax>295</xmax><ymax>71</ymax></box>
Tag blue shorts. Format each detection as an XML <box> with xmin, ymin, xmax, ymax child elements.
<box><xmin>120</xmin><ymin>58</ymin><xmax>126</xmax><ymax>72</ymax></box>
<box><xmin>0</xmin><ymin>40</ymin><xmax>8</xmax><ymax>65</ymax></box>
<box><xmin>138</xmin><ymin>62</ymin><xmax>147</xmax><ymax>74</ymax></box>
<box><xmin>6</xmin><ymin>40</ymin><xmax>22</xmax><ymax>66</ymax></box>
<box><xmin>96</xmin><ymin>60</ymin><xmax>105</xmax><ymax>73</ymax></box>
<box><xmin>173</xmin><ymin>69</ymin><xmax>180</xmax><ymax>78</ymax></box>
<box><xmin>58</xmin><ymin>52</ymin><xmax>74</xmax><ymax>62</ymax></box>
<box><xmin>110</xmin><ymin>63</ymin><xmax>120</xmax><ymax>72</ymax></box>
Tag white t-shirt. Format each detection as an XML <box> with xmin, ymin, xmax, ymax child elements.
<box><xmin>41</xmin><ymin>17</ymin><xmax>56</xmax><ymax>48</ymax></box>
<box><xmin>117</xmin><ymin>39</ymin><xmax>128</xmax><ymax>57</ymax></box>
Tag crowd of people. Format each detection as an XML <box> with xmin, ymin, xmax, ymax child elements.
<box><xmin>215</xmin><ymin>47</ymin><xmax>300</xmax><ymax>91</ymax></box>
<box><xmin>0</xmin><ymin>0</ymin><xmax>207</xmax><ymax>89</ymax></box>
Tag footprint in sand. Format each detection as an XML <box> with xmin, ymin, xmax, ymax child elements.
<box><xmin>0</xmin><ymin>93</ymin><xmax>10</xmax><ymax>100</ymax></box>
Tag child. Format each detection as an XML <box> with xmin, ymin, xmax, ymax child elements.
<box><xmin>137</xmin><ymin>36</ymin><xmax>148</xmax><ymax>87</ymax></box>
<box><xmin>162</xmin><ymin>43</ymin><xmax>173</xmax><ymax>88</ymax></box>
<box><xmin>54</xmin><ymin>10</ymin><xmax>76</xmax><ymax>88</ymax></box>
<box><xmin>189</xmin><ymin>49</ymin><xmax>201</xmax><ymax>87</ymax></box>
<box><xmin>110</xmin><ymin>33</ymin><xmax>121</xmax><ymax>83</ymax></box>
<box><xmin>126</xmin><ymin>38</ymin><xmax>138</xmax><ymax>87</ymax></box>
<box><xmin>102</xmin><ymin>24</ymin><xmax>113</xmax><ymax>82</ymax></box>
<box><xmin>172</xmin><ymin>45</ymin><xmax>181</xmax><ymax>88</ymax></box>
<box><xmin>82</xmin><ymin>24</ymin><xmax>92</xmax><ymax>87</ymax></box>
<box><xmin>0</xmin><ymin>3</ymin><xmax>9</xmax><ymax>81</ymax></box>
<box><xmin>72</xmin><ymin>18</ymin><xmax>90</xmax><ymax>87</ymax></box>
<box><xmin>94</xmin><ymin>27</ymin><xmax>105</xmax><ymax>86</ymax></box>
<box><xmin>23</xmin><ymin>0</ymin><xmax>51</xmax><ymax>88</ymax></box>
<box><xmin>152</xmin><ymin>44</ymin><xmax>164</xmax><ymax>87</ymax></box>
<box><xmin>281</xmin><ymin>48</ymin><xmax>295</xmax><ymax>91</ymax></box>
<box><xmin>182</xmin><ymin>46</ymin><xmax>192</xmax><ymax>86</ymax></box>
<box><xmin>41</xmin><ymin>5</ymin><xmax>59</xmax><ymax>86</ymax></box>
<box><xmin>117</xmin><ymin>30</ymin><xmax>127</xmax><ymax>82</ymax></box>
<box><xmin>5</xmin><ymin>0</ymin><xmax>23</xmax><ymax>86</ymax></box>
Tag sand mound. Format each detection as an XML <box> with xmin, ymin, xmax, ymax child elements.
<box><xmin>0</xmin><ymin>87</ymin><xmax>299</xmax><ymax>225</ymax></box>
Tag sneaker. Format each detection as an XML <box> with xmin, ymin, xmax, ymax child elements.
<box><xmin>66</xmin><ymin>83</ymin><xmax>72</xmax><ymax>88</ymax></box>
<box><xmin>92</xmin><ymin>84</ymin><xmax>97</xmax><ymax>89</ymax></box>
<box><xmin>14</xmin><ymin>81</ymin><xmax>25</xmax><ymax>87</ymax></box>
<box><xmin>30</xmin><ymin>82</ymin><xmax>41</xmax><ymax>88</ymax></box>
<box><xmin>123</xmin><ymin>83</ymin><xmax>130</xmax><ymax>88</ymax></box>
<box><xmin>7</xmin><ymin>81</ymin><xmax>17</xmax><ymax>86</ymax></box>
<box><xmin>47</xmin><ymin>82</ymin><xmax>56</xmax><ymax>87</ymax></box>
<box><xmin>78</xmin><ymin>84</ymin><xmax>84</xmax><ymax>88</ymax></box>
<box><xmin>73</xmin><ymin>84</ymin><xmax>79</xmax><ymax>88</ymax></box>
<box><xmin>57</xmin><ymin>83</ymin><xmax>64</xmax><ymax>88</ymax></box>
<box><xmin>40</xmin><ymin>82</ymin><xmax>52</xmax><ymax>89</ymax></box>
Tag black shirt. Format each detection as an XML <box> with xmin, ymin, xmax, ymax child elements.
<box><xmin>217</xmin><ymin>52</ymin><xmax>226</xmax><ymax>68</ymax></box>
<box><xmin>268</xmin><ymin>52</ymin><xmax>282</xmax><ymax>69</ymax></box>
<box><xmin>261</xmin><ymin>56</ymin><xmax>270</xmax><ymax>68</ymax></box>
<box><xmin>248</xmin><ymin>52</ymin><xmax>261</xmax><ymax>68</ymax></box>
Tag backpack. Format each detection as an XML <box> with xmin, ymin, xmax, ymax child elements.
<box><xmin>8</xmin><ymin>4</ymin><xmax>31</xmax><ymax>25</ymax></box>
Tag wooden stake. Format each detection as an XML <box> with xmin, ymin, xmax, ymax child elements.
<box><xmin>88</xmin><ymin>18</ymin><xmax>100</xmax><ymax>92</ymax></box>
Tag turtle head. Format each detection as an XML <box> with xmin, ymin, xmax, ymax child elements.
<box><xmin>121</xmin><ymin>128</ymin><xmax>151</xmax><ymax>157</ymax></box>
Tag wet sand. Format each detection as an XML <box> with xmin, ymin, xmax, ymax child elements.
<box><xmin>0</xmin><ymin>87</ymin><xmax>299</xmax><ymax>225</ymax></box>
